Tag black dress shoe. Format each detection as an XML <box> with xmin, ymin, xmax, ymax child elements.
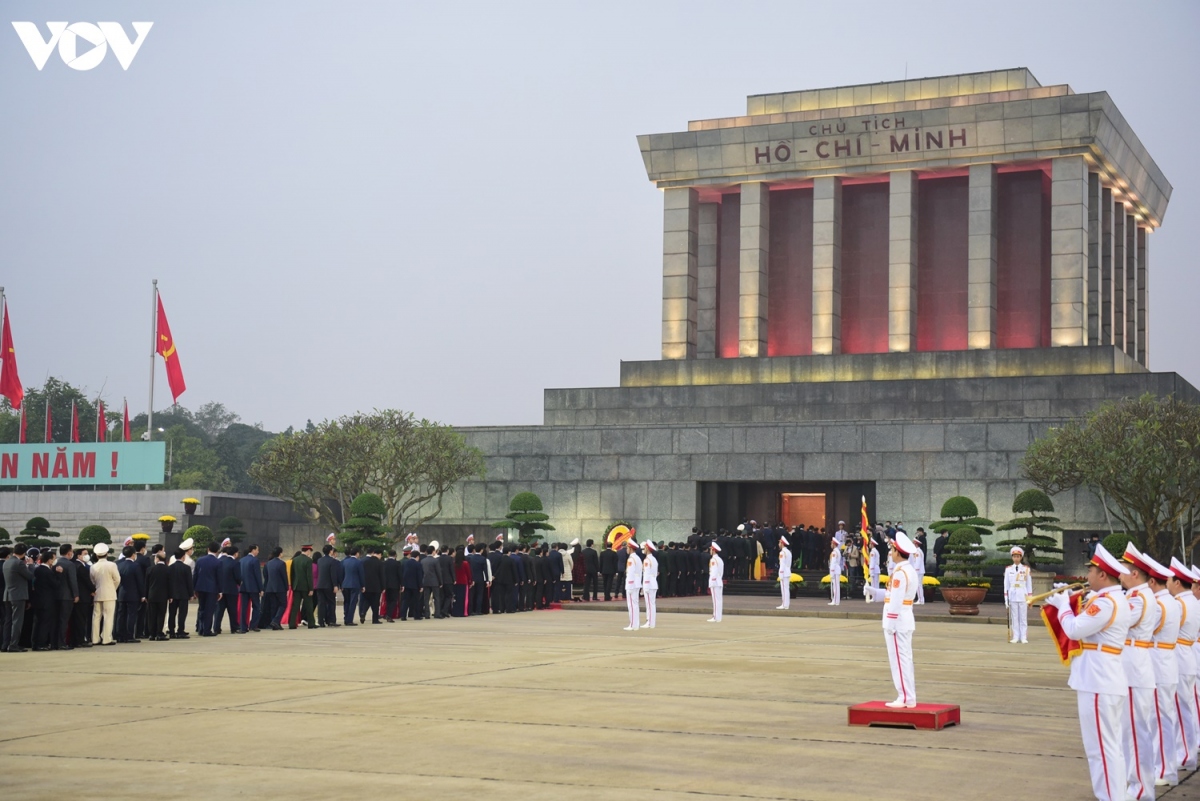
<box><xmin>270</xmin><ymin>623</ymin><xmax>282</xmax><ymax>631</ymax></box>
<box><xmin>372</xmin><ymin>620</ymin><xmax>383</xmax><ymax>624</ymax></box>
<box><xmin>344</xmin><ymin>621</ymin><xmax>357</xmax><ymax>626</ymax></box>
<box><xmin>8</xmin><ymin>647</ymin><xmax>28</xmax><ymax>653</ymax></box>
<box><xmin>33</xmin><ymin>646</ymin><xmax>50</xmax><ymax>651</ymax></box>
<box><xmin>101</xmin><ymin>642</ymin><xmax>116</xmax><ymax>646</ymax></box>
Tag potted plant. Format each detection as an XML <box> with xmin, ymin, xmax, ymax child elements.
<box><xmin>158</xmin><ymin>514</ymin><xmax>177</xmax><ymax>534</ymax></box>
<box><xmin>182</xmin><ymin>497</ymin><xmax>200</xmax><ymax>515</ymax></box>
<box><xmin>932</xmin><ymin>496</ymin><xmax>994</xmax><ymax>615</ymax></box>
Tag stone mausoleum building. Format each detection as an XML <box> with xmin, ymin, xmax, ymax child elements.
<box><xmin>435</xmin><ymin>69</ymin><xmax>1195</xmax><ymax>569</ymax></box>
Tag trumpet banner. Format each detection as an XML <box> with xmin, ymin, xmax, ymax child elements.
<box><xmin>1040</xmin><ymin>593</ymin><xmax>1085</xmax><ymax>666</ymax></box>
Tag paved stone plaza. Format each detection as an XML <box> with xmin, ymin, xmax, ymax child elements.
<box><xmin>2</xmin><ymin>608</ymin><xmax>1199</xmax><ymax>800</ymax></box>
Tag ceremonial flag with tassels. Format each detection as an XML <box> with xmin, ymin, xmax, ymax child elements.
<box><xmin>860</xmin><ymin>495</ymin><xmax>871</xmax><ymax>585</ymax></box>
<box><xmin>0</xmin><ymin>300</ymin><xmax>23</xmax><ymax>410</ymax></box>
<box><xmin>70</xmin><ymin>402</ymin><xmax>80</xmax><ymax>443</ymax></box>
<box><xmin>1041</xmin><ymin>592</ymin><xmax>1086</xmax><ymax>666</ymax></box>
<box><xmin>156</xmin><ymin>294</ymin><xmax>187</xmax><ymax>402</ymax></box>
<box><xmin>96</xmin><ymin>400</ymin><xmax>106</xmax><ymax>442</ymax></box>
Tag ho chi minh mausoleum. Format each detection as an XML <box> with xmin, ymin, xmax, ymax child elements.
<box><xmin>434</xmin><ymin>69</ymin><xmax>1196</xmax><ymax>571</ymax></box>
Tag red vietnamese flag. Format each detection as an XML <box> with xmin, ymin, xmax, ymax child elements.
<box><xmin>70</xmin><ymin>402</ymin><xmax>80</xmax><ymax>443</ymax></box>
<box><xmin>123</xmin><ymin>398</ymin><xmax>131</xmax><ymax>442</ymax></box>
<box><xmin>96</xmin><ymin>400</ymin><xmax>106</xmax><ymax>442</ymax></box>
<box><xmin>156</xmin><ymin>295</ymin><xmax>186</xmax><ymax>402</ymax></box>
<box><xmin>0</xmin><ymin>300</ymin><xmax>23</xmax><ymax>410</ymax></box>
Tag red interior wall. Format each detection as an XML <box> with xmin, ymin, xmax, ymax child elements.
<box><xmin>997</xmin><ymin>170</ymin><xmax>1051</xmax><ymax>349</ymax></box>
<box><xmin>840</xmin><ymin>184</ymin><xmax>890</xmax><ymax>354</ymax></box>
<box><xmin>916</xmin><ymin>176</ymin><xmax>969</xmax><ymax>351</ymax></box>
<box><xmin>716</xmin><ymin>194</ymin><xmax>741</xmax><ymax>358</ymax></box>
<box><xmin>767</xmin><ymin>188</ymin><xmax>813</xmax><ymax>356</ymax></box>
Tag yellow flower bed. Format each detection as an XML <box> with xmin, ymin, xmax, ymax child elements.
<box><xmin>774</xmin><ymin>575</ymin><xmax>806</xmax><ymax>584</ymax></box>
<box><xmin>181</xmin><ymin>498</ymin><xmax>200</xmax><ymax>504</ymax></box>
<box><xmin>923</xmin><ymin>576</ymin><xmax>941</xmax><ymax>587</ymax></box>
<box><xmin>131</xmin><ymin>532</ymin><xmax>150</xmax><ymax>541</ymax></box>
<box><xmin>157</xmin><ymin>515</ymin><xmax>176</xmax><ymax>523</ymax></box>
<box><xmin>819</xmin><ymin>574</ymin><xmax>849</xmax><ymax>585</ymax></box>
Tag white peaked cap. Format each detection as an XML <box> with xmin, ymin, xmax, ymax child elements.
<box><xmin>569</xmin><ymin>538</ymin><xmax>580</xmax><ymax>546</ymax></box>
<box><xmin>892</xmin><ymin>530</ymin><xmax>917</xmax><ymax>557</ymax></box>
<box><xmin>429</xmin><ymin>540</ymin><xmax>439</xmax><ymax>550</ymax></box>
<box><xmin>737</xmin><ymin>524</ymin><xmax>745</xmax><ymax>531</ymax></box>
<box><xmin>1169</xmin><ymin>557</ymin><xmax>1198</xmax><ymax>583</ymax></box>
<box><xmin>710</xmin><ymin>542</ymin><xmax>721</xmax><ymax>552</ymax></box>
<box><xmin>779</xmin><ymin>536</ymin><xmax>789</xmax><ymax>546</ymax></box>
<box><xmin>94</xmin><ymin>542</ymin><xmax>109</xmax><ymax>556</ymax></box>
<box><xmin>221</xmin><ymin>538</ymin><xmax>232</xmax><ymax>548</ymax></box>
<box><xmin>1092</xmin><ymin>542</ymin><xmax>1132</xmax><ymax>578</ymax></box>
<box><xmin>643</xmin><ymin>541</ymin><xmax>657</xmax><ymax>551</ymax></box>
<box><xmin>326</xmin><ymin>533</ymin><xmax>337</xmax><ymax>544</ymax></box>
<box><xmin>123</xmin><ymin>537</ymin><xmax>134</xmax><ymax>546</ymax></box>
<box><xmin>179</xmin><ymin>538</ymin><xmax>194</xmax><ymax>551</ymax></box>
<box><xmin>1009</xmin><ymin>546</ymin><xmax>1024</xmax><ymax>556</ymax></box>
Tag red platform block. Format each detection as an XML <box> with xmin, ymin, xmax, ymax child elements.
<box><xmin>847</xmin><ymin>701</ymin><xmax>960</xmax><ymax>730</ymax></box>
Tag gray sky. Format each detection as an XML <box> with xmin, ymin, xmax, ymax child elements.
<box><xmin>2</xmin><ymin>1</ymin><xmax>1197</xmax><ymax>431</ymax></box>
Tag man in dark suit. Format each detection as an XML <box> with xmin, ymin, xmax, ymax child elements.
<box><xmin>399</xmin><ymin>546</ymin><xmax>423</xmax><ymax>620</ymax></box>
<box><xmin>486</xmin><ymin>542</ymin><xmax>503</xmax><ymax>613</ymax></box>
<box><xmin>72</xmin><ymin>549</ymin><xmax>95</xmax><ymax>647</ymax></box>
<box><xmin>217</xmin><ymin>545</ymin><xmax>242</xmax><ymax>634</ymax></box>
<box><xmin>115</xmin><ymin>546</ymin><xmax>146</xmax><ymax>643</ymax></box>
<box><xmin>466</xmin><ymin>545</ymin><xmax>488</xmax><ymax>615</ymax></box>
<box><xmin>545</xmin><ymin>544</ymin><xmax>564</xmax><ymax>605</ymax></box>
<box><xmin>288</xmin><ymin>545</ymin><xmax>315</xmax><ymax>629</ymax></box>
<box><xmin>133</xmin><ymin>539</ymin><xmax>153</xmax><ymax>638</ymax></box>
<box><xmin>193</xmin><ymin>542</ymin><xmax>222</xmax><ymax>636</ymax></box>
<box><xmin>262</xmin><ymin>546</ymin><xmax>288</xmax><ymax>630</ymax></box>
<box><xmin>145</xmin><ymin>552</ymin><xmax>170</xmax><ymax>641</ymax></box>
<box><xmin>167</xmin><ymin>548</ymin><xmax>194</xmax><ymax>638</ymax></box>
<box><xmin>436</xmin><ymin>546</ymin><xmax>454</xmax><ymax>618</ymax></box>
<box><xmin>360</xmin><ymin>548</ymin><xmax>385</xmax><ymax>623</ymax></box>
<box><xmin>3</xmin><ymin>544</ymin><xmax>32</xmax><ymax>652</ymax></box>
<box><xmin>383</xmin><ymin>549</ymin><xmax>402</xmax><ymax>622</ymax></box>
<box><xmin>52</xmin><ymin>544</ymin><xmax>79</xmax><ymax>649</ymax></box>
<box><xmin>509</xmin><ymin>545</ymin><xmax>526</xmax><ymax>612</ymax></box>
<box><xmin>493</xmin><ymin>546</ymin><xmax>517</xmax><ymax>614</ymax></box>
<box><xmin>420</xmin><ymin>546</ymin><xmax>442</xmax><ymax>618</ymax></box>
<box><xmin>238</xmin><ymin>545</ymin><xmax>263</xmax><ymax>632</ymax></box>
<box><xmin>0</xmin><ymin>546</ymin><xmax>11</xmax><ymax>652</ymax></box>
<box><xmin>31</xmin><ymin>550</ymin><xmax>58</xmax><ymax>650</ymax></box>
<box><xmin>582</xmin><ymin>540</ymin><xmax>600</xmax><ymax>601</ymax></box>
<box><xmin>340</xmin><ymin>547</ymin><xmax>364</xmax><ymax>625</ymax></box>
<box><xmin>599</xmin><ymin>542</ymin><xmax>618</xmax><ymax>601</ymax></box>
<box><xmin>315</xmin><ymin>544</ymin><xmax>342</xmax><ymax>628</ymax></box>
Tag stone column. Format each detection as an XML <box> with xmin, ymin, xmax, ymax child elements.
<box><xmin>738</xmin><ymin>182</ymin><xmax>770</xmax><ymax>357</ymax></box>
<box><xmin>661</xmin><ymin>187</ymin><xmax>699</xmax><ymax>360</ymax></box>
<box><xmin>1125</xmin><ymin>212</ymin><xmax>1138</xmax><ymax>360</ymax></box>
<box><xmin>812</xmin><ymin>176</ymin><xmax>842</xmax><ymax>355</ymax></box>
<box><xmin>1101</xmin><ymin>187</ymin><xmax>1114</xmax><ymax>345</ymax></box>
<box><xmin>696</xmin><ymin>202</ymin><xmax>720</xmax><ymax>359</ymax></box>
<box><xmin>888</xmin><ymin>171</ymin><xmax>918</xmax><ymax>352</ymax></box>
<box><xmin>1112</xmin><ymin>204</ymin><xmax>1125</xmax><ymax>351</ymax></box>
<box><xmin>1137</xmin><ymin>226</ymin><xmax>1148</xmax><ymax>367</ymax></box>
<box><xmin>1049</xmin><ymin>156</ymin><xmax>1089</xmax><ymax>347</ymax></box>
<box><xmin>967</xmin><ymin>165</ymin><xmax>998</xmax><ymax>349</ymax></box>
<box><xmin>1087</xmin><ymin>173</ymin><xmax>1101</xmax><ymax>345</ymax></box>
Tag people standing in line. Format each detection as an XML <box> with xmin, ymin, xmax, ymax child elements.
<box><xmin>361</xmin><ymin>548</ymin><xmax>386</xmax><ymax>624</ymax></box>
<box><xmin>421</xmin><ymin>545</ymin><xmax>444</xmax><ymax>617</ymax></box>
<box><xmin>1145</xmin><ymin>553</ymin><xmax>1184</xmax><ymax>789</ymax></box>
<box><xmin>828</xmin><ymin>539</ymin><xmax>842</xmax><ymax>606</ymax></box>
<box><xmin>193</xmin><ymin>542</ymin><xmax>221</xmax><ymax>637</ymax></box>
<box><xmin>1003</xmin><ymin>546</ymin><xmax>1032</xmax><ymax>644</ymax></box>
<box><xmin>217</xmin><ymin>544</ymin><xmax>242</xmax><ymax>634</ymax></box>
<box><xmin>436</xmin><ymin>545</ymin><xmax>455</xmax><ymax>618</ymax></box>
<box><xmin>466</xmin><ymin>544</ymin><xmax>488</xmax><ymax>616</ymax></box>
<box><xmin>641</xmin><ymin>541</ymin><xmax>658</xmax><ymax>629</ymax></box>
<box><xmin>1170</xmin><ymin>559</ymin><xmax>1200</xmax><ymax>774</ymax></box>
<box><xmin>1045</xmin><ymin>544</ymin><xmax>1131</xmax><ymax>801</ymax></box>
<box><xmin>1120</xmin><ymin>543</ymin><xmax>1162</xmax><ymax>801</ymax></box>
<box><xmin>623</xmin><ymin>540</ymin><xmax>642</xmax><ymax>631</ymax></box>
<box><xmin>400</xmin><ymin>545</ymin><xmax>424</xmax><ymax>620</ymax></box>
<box><xmin>383</xmin><ymin>549</ymin><xmax>403</xmax><ymax>622</ymax></box>
<box><xmin>777</xmin><ymin>536</ymin><xmax>791</xmax><ymax>611</ymax></box>
<box><xmin>167</xmin><ymin>548</ymin><xmax>194</xmax><ymax>639</ymax></box>
<box><xmin>89</xmin><ymin>543</ymin><xmax>119</xmax><ymax>646</ymax></box>
<box><xmin>707</xmin><ymin>542</ymin><xmax>723</xmax><ymax>623</ymax></box>
<box><xmin>314</xmin><ymin>544</ymin><xmax>341</xmax><ymax>628</ymax></box>
<box><xmin>239</xmin><ymin>545</ymin><xmax>264</xmax><ymax>633</ymax></box>
<box><xmin>145</xmin><ymin>551</ymin><xmax>170</xmax><ymax>642</ymax></box>
<box><xmin>52</xmin><ymin>544</ymin><xmax>78</xmax><ymax>650</ymax></box>
<box><xmin>288</xmin><ymin>545</ymin><xmax>316</xmax><ymax>630</ymax></box>
<box><xmin>261</xmin><ymin>546</ymin><xmax>288</xmax><ymax>631</ymax></box>
<box><xmin>115</xmin><ymin>546</ymin><xmax>145</xmax><ymax>644</ymax></box>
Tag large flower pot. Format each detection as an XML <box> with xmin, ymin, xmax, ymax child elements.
<box><xmin>160</xmin><ymin>520</ymin><xmax>175</xmax><ymax>534</ymax></box>
<box><xmin>183</xmin><ymin>502</ymin><xmax>198</xmax><ymax>515</ymax></box>
<box><xmin>940</xmin><ymin>586</ymin><xmax>987</xmax><ymax>616</ymax></box>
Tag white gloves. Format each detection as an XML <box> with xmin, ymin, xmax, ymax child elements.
<box><xmin>1044</xmin><ymin>591</ymin><xmax>1071</xmax><ymax>612</ymax></box>
<box><xmin>1004</xmin><ymin>600</ymin><xmax>1010</xmax><ymax>609</ymax></box>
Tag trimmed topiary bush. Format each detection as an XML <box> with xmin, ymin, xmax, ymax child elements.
<box><xmin>940</xmin><ymin>529</ymin><xmax>990</xmax><ymax>588</ymax></box>
<box><xmin>217</xmin><ymin>516</ymin><xmax>246</xmax><ymax>544</ymax></box>
<box><xmin>1102</xmin><ymin>532</ymin><xmax>1134</xmax><ymax>561</ymax></box>
<box><xmin>993</xmin><ymin>489</ymin><xmax>1064</xmax><ymax>570</ymax></box>
<box><xmin>339</xmin><ymin>492</ymin><xmax>391</xmax><ymax>552</ymax></box>
<box><xmin>493</xmin><ymin>491</ymin><xmax>555</xmax><ymax>546</ymax></box>
<box><xmin>77</xmin><ymin>525</ymin><xmax>112</xmax><ymax>546</ymax></box>
<box><xmin>184</xmin><ymin>525</ymin><xmax>214</xmax><ymax>549</ymax></box>
<box><xmin>17</xmin><ymin>516</ymin><xmax>60</xmax><ymax>548</ymax></box>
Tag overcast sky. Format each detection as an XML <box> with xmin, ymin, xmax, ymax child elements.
<box><xmin>2</xmin><ymin>1</ymin><xmax>1197</xmax><ymax>432</ymax></box>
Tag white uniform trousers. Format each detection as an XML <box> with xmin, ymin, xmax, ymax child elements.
<box><xmin>92</xmin><ymin>600</ymin><xmax>116</xmax><ymax>645</ymax></box>
<box><xmin>1177</xmin><ymin>674</ymin><xmax>1199</xmax><ymax>769</ymax></box>
<box><xmin>1008</xmin><ymin>601</ymin><xmax>1028</xmax><ymax>642</ymax></box>
<box><xmin>1127</xmin><ymin>687</ymin><xmax>1159</xmax><ymax>801</ymax></box>
<box><xmin>829</xmin><ymin>573</ymin><xmax>841</xmax><ymax>605</ymax></box>
<box><xmin>1079</xmin><ymin>691</ymin><xmax>1129</xmax><ymax>801</ymax></box>
<box><xmin>884</xmin><ymin>629</ymin><xmax>915</xmax><ymax>705</ymax></box>
<box><xmin>867</xmin><ymin>571</ymin><xmax>879</xmax><ymax>601</ymax></box>
<box><xmin>915</xmin><ymin>578</ymin><xmax>925</xmax><ymax>604</ymax></box>
<box><xmin>625</xmin><ymin>588</ymin><xmax>640</xmax><ymax>630</ymax></box>
<box><xmin>779</xmin><ymin>578</ymin><xmax>790</xmax><ymax>609</ymax></box>
<box><xmin>1155</xmin><ymin>684</ymin><xmax>1181</xmax><ymax>785</ymax></box>
<box><xmin>710</xmin><ymin>586</ymin><xmax>722</xmax><ymax>621</ymax></box>
<box><xmin>643</xmin><ymin>589</ymin><xmax>657</xmax><ymax>628</ymax></box>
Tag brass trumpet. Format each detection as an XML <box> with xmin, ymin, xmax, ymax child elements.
<box><xmin>1028</xmin><ymin>581</ymin><xmax>1087</xmax><ymax>605</ymax></box>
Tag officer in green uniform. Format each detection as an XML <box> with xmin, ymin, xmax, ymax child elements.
<box><xmin>288</xmin><ymin>545</ymin><xmax>316</xmax><ymax>629</ymax></box>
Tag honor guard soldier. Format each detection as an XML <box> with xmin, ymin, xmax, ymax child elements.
<box><xmin>864</xmin><ymin>531</ymin><xmax>919</xmax><ymax>707</ymax></box>
<box><xmin>641</xmin><ymin>541</ymin><xmax>658</xmax><ymax>629</ymax></box>
<box><xmin>1045</xmin><ymin>543</ymin><xmax>1131</xmax><ymax>801</ymax></box>
<box><xmin>777</xmin><ymin>536</ymin><xmax>791</xmax><ymax>610</ymax></box>
<box><xmin>1121</xmin><ymin>542</ymin><xmax>1164</xmax><ymax>801</ymax></box>
<box><xmin>1170</xmin><ymin>558</ymin><xmax>1200</xmax><ymax>772</ymax></box>
<box><xmin>1004</xmin><ymin>546</ymin><xmax>1033</xmax><ymax>644</ymax></box>
<box><xmin>622</xmin><ymin>540</ymin><xmax>642</xmax><ymax>632</ymax></box>
<box><xmin>866</xmin><ymin>538</ymin><xmax>880</xmax><ymax>602</ymax></box>
<box><xmin>1143</xmin><ymin>553</ymin><xmax>1183</xmax><ymax>788</ymax></box>
<box><xmin>828</xmin><ymin>539</ymin><xmax>842</xmax><ymax>606</ymax></box>
<box><xmin>907</xmin><ymin>533</ymin><xmax>926</xmax><ymax>604</ymax></box>
<box><xmin>707</xmin><ymin>542</ymin><xmax>723</xmax><ymax>623</ymax></box>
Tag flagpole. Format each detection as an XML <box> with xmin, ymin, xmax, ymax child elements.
<box><xmin>147</xmin><ymin>280</ymin><xmax>157</xmax><ymax>491</ymax></box>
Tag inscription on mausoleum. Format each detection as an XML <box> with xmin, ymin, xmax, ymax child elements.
<box><xmin>751</xmin><ymin>116</ymin><xmax>971</xmax><ymax>164</ymax></box>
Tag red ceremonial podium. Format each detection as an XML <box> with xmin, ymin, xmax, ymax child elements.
<box><xmin>847</xmin><ymin>701</ymin><xmax>960</xmax><ymax>730</ymax></box>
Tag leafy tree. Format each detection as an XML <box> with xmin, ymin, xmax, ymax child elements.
<box><xmin>217</xmin><ymin>516</ymin><xmax>247</xmax><ymax>545</ymax></box>
<box><xmin>339</xmin><ymin>492</ymin><xmax>391</xmax><ymax>551</ymax></box>
<box><xmin>250</xmin><ymin>410</ymin><xmax>485</xmax><ymax>533</ymax></box>
<box><xmin>0</xmin><ymin>377</ymin><xmax>115</xmax><ymax>444</ymax></box>
<box><xmin>194</xmin><ymin>401</ymin><xmax>240</xmax><ymax>440</ymax></box>
<box><xmin>992</xmin><ymin>489</ymin><xmax>1064</xmax><ymax>570</ymax></box>
<box><xmin>1023</xmin><ymin>393</ymin><xmax>1200</xmax><ymax>563</ymax></box>
<box><xmin>18</xmin><ymin>516</ymin><xmax>60</xmax><ymax>548</ymax></box>
<box><xmin>184</xmin><ymin>525</ymin><xmax>214</xmax><ymax>549</ymax></box>
<box><xmin>492</xmin><ymin>492</ymin><xmax>555</xmax><ymax>546</ymax></box>
<box><xmin>215</xmin><ymin>423</ymin><xmax>275</xmax><ymax>494</ymax></box>
<box><xmin>161</xmin><ymin>425</ymin><xmax>233</xmax><ymax>491</ymax></box>
<box><xmin>77</xmin><ymin>525</ymin><xmax>112</xmax><ymax>546</ymax></box>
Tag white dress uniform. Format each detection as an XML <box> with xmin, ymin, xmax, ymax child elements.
<box><xmin>641</xmin><ymin>551</ymin><xmax>659</xmax><ymax>628</ymax></box>
<box><xmin>867</xmin><ymin>546</ymin><xmax>880</xmax><ymax>600</ymax></box>
<box><xmin>777</xmin><ymin>546</ymin><xmax>792</xmax><ymax>610</ymax></box>
<box><xmin>1121</xmin><ymin>574</ymin><xmax>1162</xmax><ymax>801</ymax></box>
<box><xmin>909</xmin><ymin>545</ymin><xmax>926</xmax><ymax>604</ymax></box>
<box><xmin>708</xmin><ymin>548</ymin><xmax>724</xmax><ymax>622</ymax></box>
<box><xmin>1191</xmin><ymin>564</ymin><xmax>1200</xmax><ymax>757</ymax></box>
<box><xmin>1172</xmin><ymin>559</ymin><xmax>1200</xmax><ymax>771</ymax></box>
<box><xmin>1004</xmin><ymin>562</ymin><xmax>1033</xmax><ymax>643</ymax></box>
<box><xmin>1152</xmin><ymin>582</ymin><xmax>1183</xmax><ymax>786</ymax></box>
<box><xmin>828</xmin><ymin>546</ymin><xmax>842</xmax><ymax>605</ymax></box>
<box><xmin>864</xmin><ymin>531</ymin><xmax>920</xmax><ymax>708</ymax></box>
<box><xmin>623</xmin><ymin>548</ymin><xmax>643</xmax><ymax>631</ymax></box>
